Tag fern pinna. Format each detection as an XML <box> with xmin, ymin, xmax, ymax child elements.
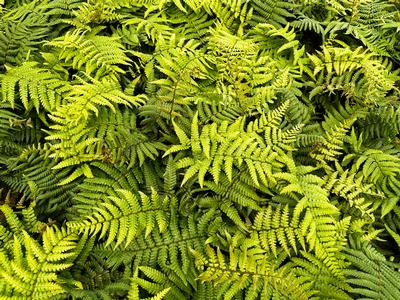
<box><xmin>0</xmin><ymin>0</ymin><xmax>400</xmax><ymax>299</ymax></box>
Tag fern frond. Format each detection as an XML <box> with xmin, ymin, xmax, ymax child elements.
<box><xmin>166</xmin><ymin>110</ymin><xmax>284</xmax><ymax>189</ymax></box>
<box><xmin>308</xmin><ymin>45</ymin><xmax>398</xmax><ymax>104</ymax></box>
<box><xmin>192</xmin><ymin>244</ymin><xmax>314</xmax><ymax>300</ymax></box>
<box><xmin>250</xmin><ymin>0</ymin><xmax>295</xmax><ymax>27</ymax></box>
<box><xmin>0</xmin><ymin>17</ymin><xmax>48</xmax><ymax>66</ymax></box>
<box><xmin>0</xmin><ymin>203</ymin><xmax>46</xmax><ymax>250</ymax></box>
<box><xmin>293</xmin><ymin>251</ymin><xmax>351</xmax><ymax>300</ymax></box>
<box><xmin>0</xmin><ymin>226</ymin><xmax>83</xmax><ymax>299</ymax></box>
<box><xmin>344</xmin><ymin>149</ymin><xmax>400</xmax><ymax>184</ymax></box>
<box><xmin>344</xmin><ymin>240</ymin><xmax>400</xmax><ymax>300</ymax></box>
<box><xmin>128</xmin><ymin>267</ymin><xmax>176</xmax><ymax>300</ymax></box>
<box><xmin>67</xmin><ymin>189</ymin><xmax>169</xmax><ymax>248</ymax></box>
<box><xmin>98</xmin><ymin>208</ymin><xmax>221</xmax><ymax>285</ymax></box>
<box><xmin>273</xmin><ymin>164</ymin><xmax>349</xmax><ymax>275</ymax></box>
<box><xmin>86</xmin><ymin>107</ymin><xmax>166</xmax><ymax>168</ymax></box>
<box><xmin>1</xmin><ymin>61</ymin><xmax>70</xmax><ymax>112</ymax></box>
<box><xmin>0</xmin><ymin>150</ymin><xmax>78</xmax><ymax>214</ymax></box>
<box><xmin>291</xmin><ymin>14</ymin><xmax>324</xmax><ymax>35</ymax></box>
<box><xmin>46</xmin><ymin>78</ymin><xmax>146</xmax><ymax>169</ymax></box>
<box><xmin>47</xmin><ymin>29</ymin><xmax>131</xmax><ymax>78</ymax></box>
<box><xmin>250</xmin><ymin>205</ymin><xmax>301</xmax><ymax>256</ymax></box>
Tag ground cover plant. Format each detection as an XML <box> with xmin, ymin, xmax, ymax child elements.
<box><xmin>0</xmin><ymin>0</ymin><xmax>400</xmax><ymax>299</ymax></box>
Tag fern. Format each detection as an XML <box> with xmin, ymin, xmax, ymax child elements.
<box><xmin>308</xmin><ymin>44</ymin><xmax>398</xmax><ymax>104</ymax></box>
<box><xmin>250</xmin><ymin>204</ymin><xmax>301</xmax><ymax>256</ymax></box>
<box><xmin>325</xmin><ymin>0</ymin><xmax>399</xmax><ymax>58</ymax></box>
<box><xmin>129</xmin><ymin>266</ymin><xmax>186</xmax><ymax>300</ymax></box>
<box><xmin>0</xmin><ymin>226</ymin><xmax>85</xmax><ymax>299</ymax></box>
<box><xmin>0</xmin><ymin>14</ymin><xmax>48</xmax><ymax>66</ymax></box>
<box><xmin>1</xmin><ymin>0</ymin><xmax>400</xmax><ymax>298</ymax></box>
<box><xmin>273</xmin><ymin>163</ymin><xmax>350</xmax><ymax>275</ymax></box>
<box><xmin>46</xmin><ymin>77</ymin><xmax>146</xmax><ymax>170</ymax></box>
<box><xmin>164</xmin><ymin>106</ymin><xmax>288</xmax><ymax>188</ymax></box>
<box><xmin>86</xmin><ymin>107</ymin><xmax>166</xmax><ymax>168</ymax></box>
<box><xmin>250</xmin><ymin>0</ymin><xmax>295</xmax><ymax>27</ymax></box>
<box><xmin>344</xmin><ymin>239</ymin><xmax>400</xmax><ymax>299</ymax></box>
<box><xmin>1</xmin><ymin>61</ymin><xmax>71</xmax><ymax>112</ymax></box>
<box><xmin>292</xmin><ymin>251</ymin><xmax>352</xmax><ymax>300</ymax></box>
<box><xmin>192</xmin><ymin>244</ymin><xmax>314</xmax><ymax>300</ymax></box>
<box><xmin>97</xmin><ymin>209</ymin><xmax>221</xmax><ymax>275</ymax></box>
<box><xmin>0</xmin><ymin>150</ymin><xmax>78</xmax><ymax>214</ymax></box>
<box><xmin>47</xmin><ymin>28</ymin><xmax>132</xmax><ymax>78</ymax></box>
<box><xmin>67</xmin><ymin>189</ymin><xmax>169</xmax><ymax>248</ymax></box>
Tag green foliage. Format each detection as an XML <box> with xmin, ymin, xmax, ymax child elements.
<box><xmin>192</xmin><ymin>245</ymin><xmax>313</xmax><ymax>299</ymax></box>
<box><xmin>67</xmin><ymin>189</ymin><xmax>169</xmax><ymax>248</ymax></box>
<box><xmin>0</xmin><ymin>0</ymin><xmax>399</xmax><ymax>299</ymax></box>
<box><xmin>1</xmin><ymin>62</ymin><xmax>71</xmax><ymax>112</ymax></box>
<box><xmin>344</xmin><ymin>239</ymin><xmax>400</xmax><ymax>299</ymax></box>
<box><xmin>0</xmin><ymin>209</ymin><xmax>85</xmax><ymax>299</ymax></box>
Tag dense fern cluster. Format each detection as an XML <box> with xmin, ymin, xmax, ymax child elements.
<box><xmin>0</xmin><ymin>0</ymin><xmax>400</xmax><ymax>299</ymax></box>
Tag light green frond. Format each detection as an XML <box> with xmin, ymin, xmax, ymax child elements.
<box><xmin>0</xmin><ymin>226</ymin><xmax>82</xmax><ymax>299</ymax></box>
<box><xmin>1</xmin><ymin>62</ymin><xmax>71</xmax><ymax>112</ymax></box>
<box><xmin>67</xmin><ymin>189</ymin><xmax>169</xmax><ymax>248</ymax></box>
<box><xmin>192</xmin><ymin>244</ymin><xmax>314</xmax><ymax>300</ymax></box>
<box><xmin>47</xmin><ymin>29</ymin><xmax>131</xmax><ymax>77</ymax></box>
